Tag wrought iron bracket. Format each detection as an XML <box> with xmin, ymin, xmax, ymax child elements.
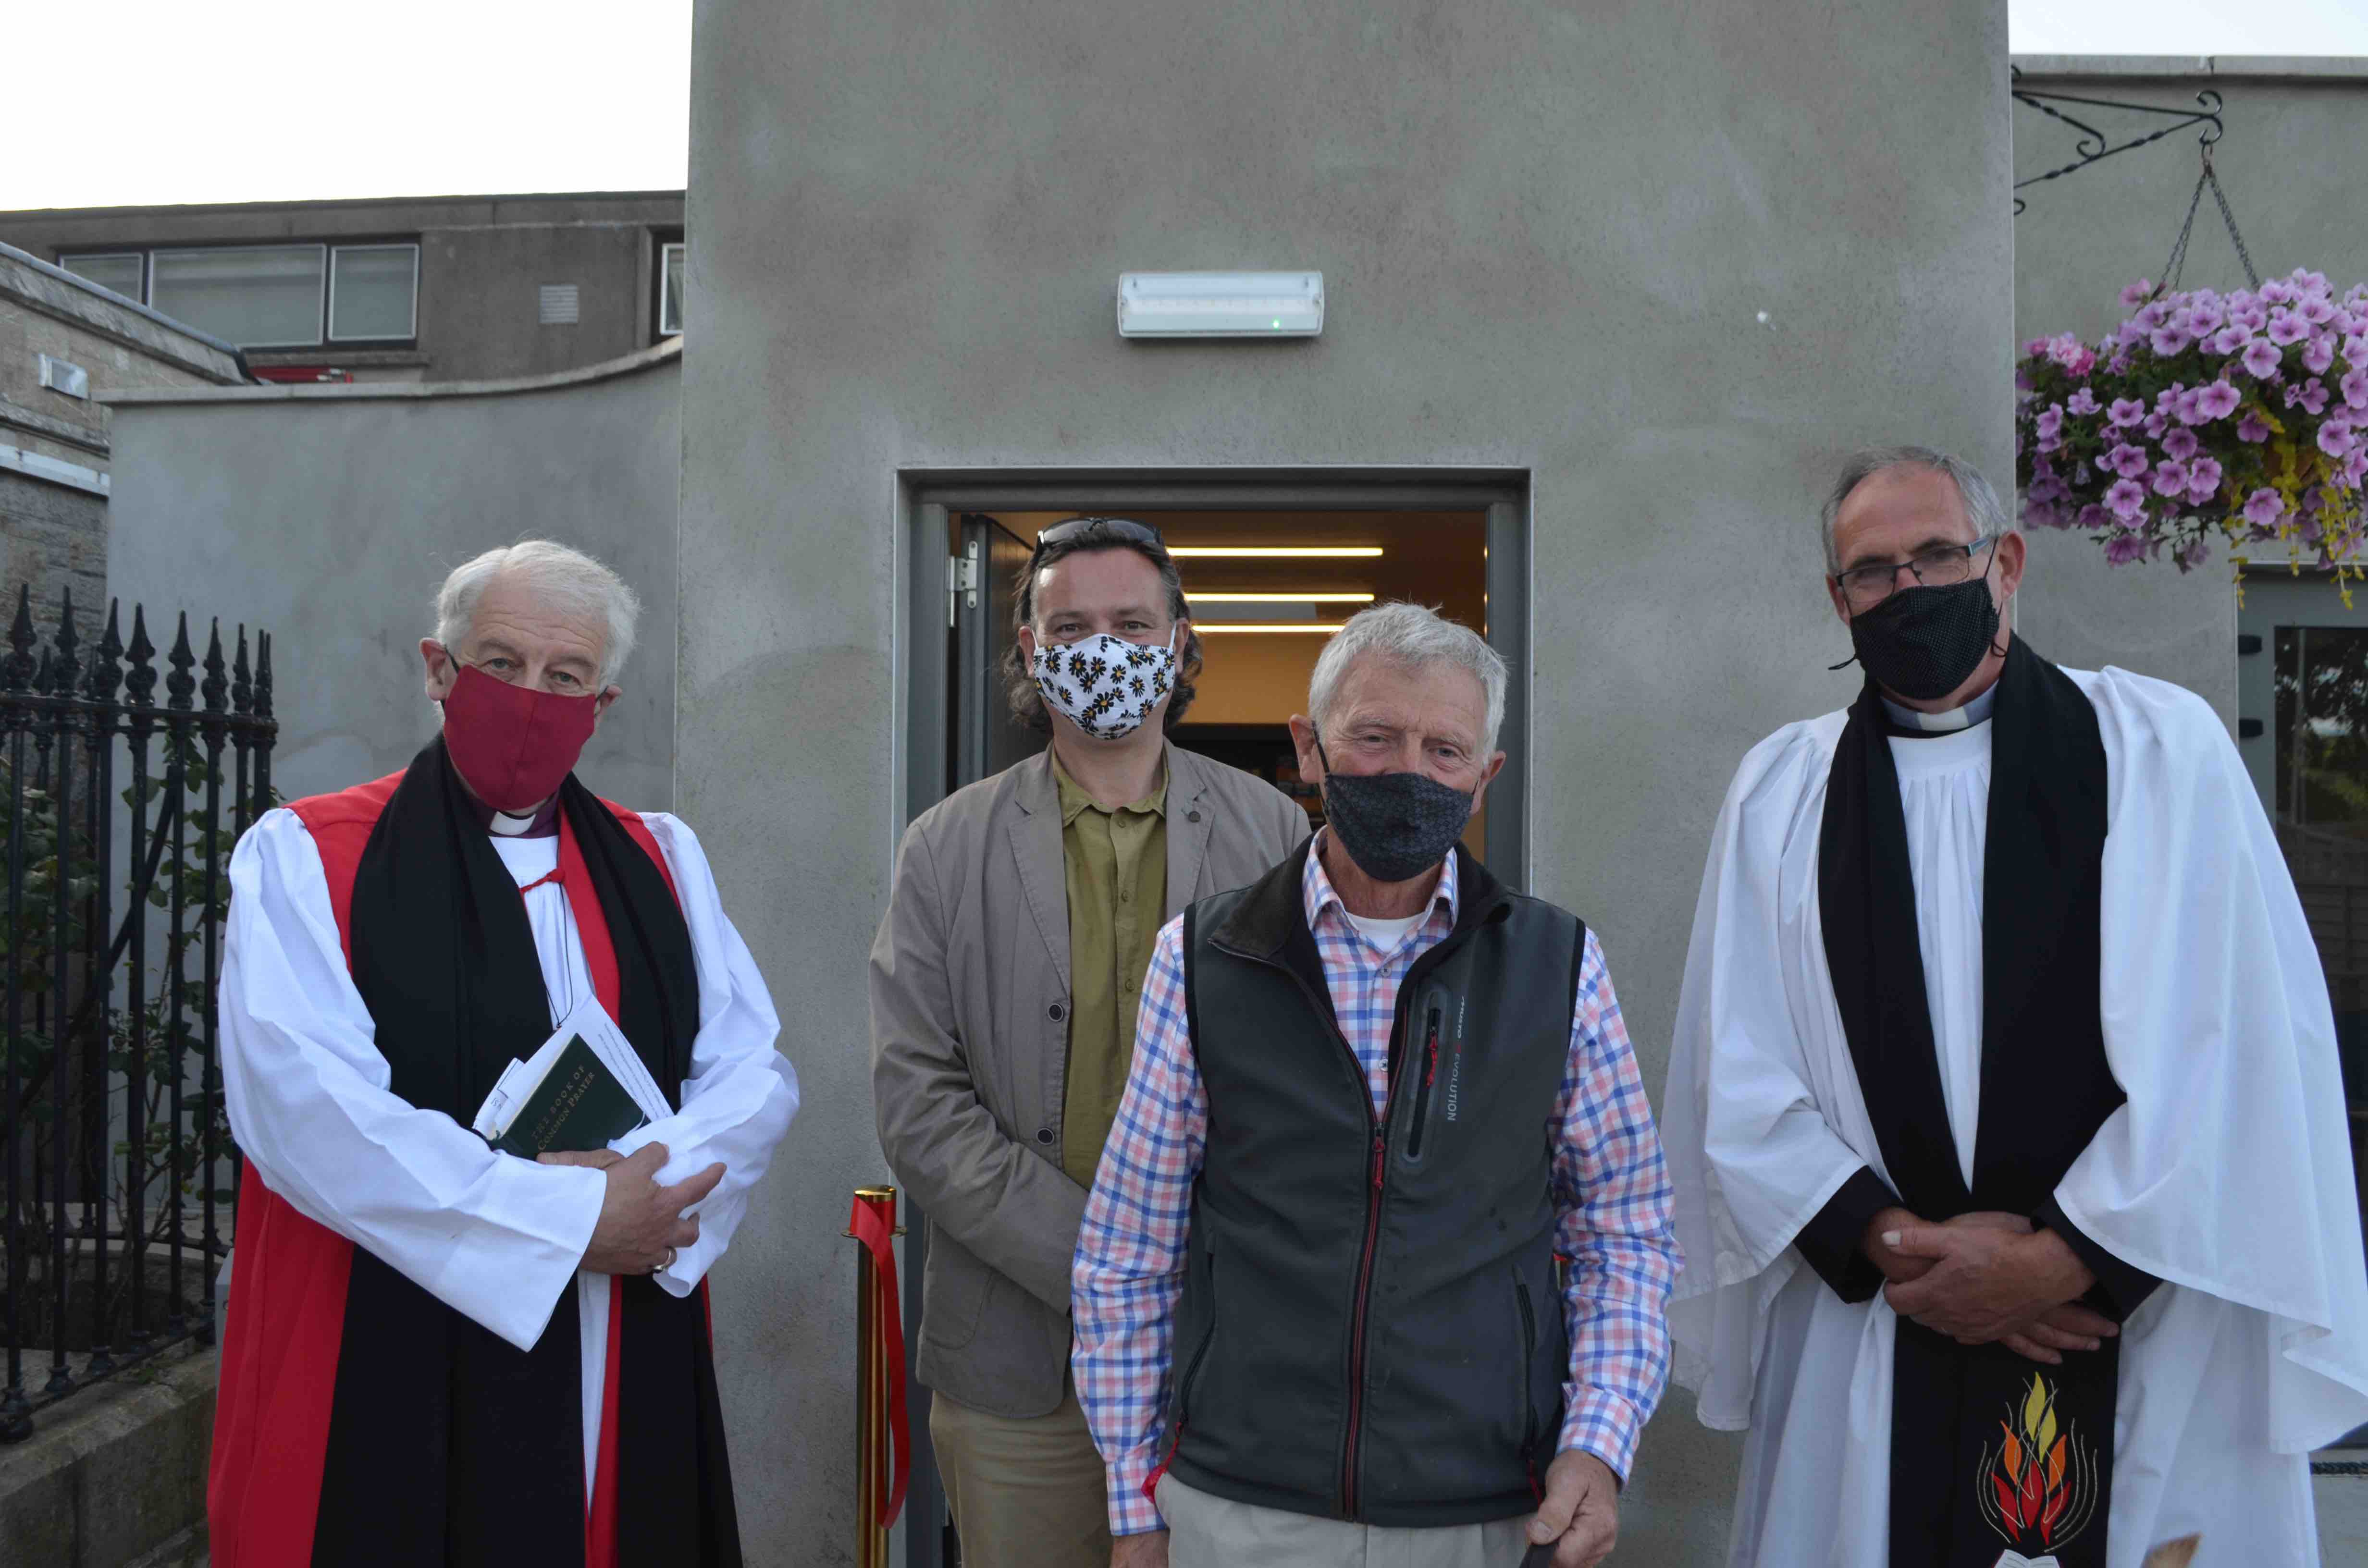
<box><xmin>2011</xmin><ymin>69</ymin><xmax>2224</xmax><ymax>217</ymax></box>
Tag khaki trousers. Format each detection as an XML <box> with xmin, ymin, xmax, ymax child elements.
<box><xmin>1157</xmin><ymin>1475</ymin><xmax>1537</xmax><ymax>1568</ymax></box>
<box><xmin>928</xmin><ymin>1385</ymin><xmax>1113</xmax><ymax>1568</ymax></box>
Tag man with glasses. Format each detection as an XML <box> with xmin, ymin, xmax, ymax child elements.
<box><xmin>873</xmin><ymin>517</ymin><xmax>1308</xmax><ymax>1568</ymax></box>
<box><xmin>1661</xmin><ymin>448</ymin><xmax>2368</xmax><ymax>1566</ymax></box>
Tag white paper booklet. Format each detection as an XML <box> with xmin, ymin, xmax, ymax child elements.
<box><xmin>470</xmin><ymin>994</ymin><xmax>674</xmax><ymax>1143</ymax></box>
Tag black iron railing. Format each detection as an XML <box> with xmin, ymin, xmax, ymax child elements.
<box><xmin>0</xmin><ymin>585</ymin><xmax>274</xmax><ymax>1441</ymax></box>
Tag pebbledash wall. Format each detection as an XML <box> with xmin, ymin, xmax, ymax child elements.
<box><xmin>101</xmin><ymin>343</ymin><xmax>680</xmax><ymax>811</ymax></box>
<box><xmin>2008</xmin><ymin>54</ymin><xmax>2368</xmax><ymax>721</ymax></box>
<box><xmin>677</xmin><ymin>0</ymin><xmax>2012</xmax><ymax>1562</ymax></box>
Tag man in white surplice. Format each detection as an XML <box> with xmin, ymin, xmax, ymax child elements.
<box><xmin>1662</xmin><ymin>448</ymin><xmax>2368</xmax><ymax>1568</ymax></box>
<box><xmin>210</xmin><ymin>541</ymin><xmax>796</xmax><ymax>1568</ymax></box>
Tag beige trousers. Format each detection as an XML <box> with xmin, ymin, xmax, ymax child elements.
<box><xmin>1157</xmin><ymin>1475</ymin><xmax>1537</xmax><ymax>1568</ymax></box>
<box><xmin>927</xmin><ymin>1385</ymin><xmax>1113</xmax><ymax>1568</ymax></box>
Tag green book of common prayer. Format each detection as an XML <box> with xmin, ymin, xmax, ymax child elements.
<box><xmin>488</xmin><ymin>1035</ymin><xmax>647</xmax><ymax>1159</ymax></box>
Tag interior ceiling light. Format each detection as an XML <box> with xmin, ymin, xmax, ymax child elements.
<box><xmin>1167</xmin><ymin>547</ymin><xmax>1382</xmax><ymax>558</ymax></box>
<box><xmin>1189</xmin><ymin>592</ymin><xmax>1375</xmax><ymax>602</ymax></box>
<box><xmin>1196</xmin><ymin>623</ymin><xmax>1348</xmax><ymax>634</ymax></box>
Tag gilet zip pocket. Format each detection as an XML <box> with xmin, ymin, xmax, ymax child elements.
<box><xmin>1178</xmin><ymin>1254</ymin><xmax>1218</xmax><ymax>1425</ymax></box>
<box><xmin>1405</xmin><ymin>1004</ymin><xmax>1444</xmax><ymax>1161</ymax></box>
<box><xmin>1514</xmin><ymin>1271</ymin><xmax>1539</xmax><ymax>1458</ymax></box>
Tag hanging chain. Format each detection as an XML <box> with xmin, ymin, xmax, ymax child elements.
<box><xmin>2156</xmin><ymin>144</ymin><xmax>2260</xmax><ymax>297</ymax></box>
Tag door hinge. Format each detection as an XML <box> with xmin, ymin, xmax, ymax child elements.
<box><xmin>948</xmin><ymin>540</ymin><xmax>982</xmax><ymax>626</ymax></box>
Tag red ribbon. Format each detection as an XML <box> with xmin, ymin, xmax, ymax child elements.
<box><xmin>848</xmin><ymin>1193</ymin><xmax>910</xmax><ymax>1527</ymax></box>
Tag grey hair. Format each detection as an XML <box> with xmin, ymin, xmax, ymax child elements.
<box><xmin>1819</xmin><ymin>446</ymin><xmax>2011</xmax><ymax>571</ymax></box>
<box><xmin>1308</xmin><ymin>602</ymin><xmax>1507</xmax><ymax>755</ymax></box>
<box><xmin>432</xmin><ymin>540</ymin><xmax>641</xmax><ymax>688</ymax></box>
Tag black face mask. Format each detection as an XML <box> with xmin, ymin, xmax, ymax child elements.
<box><xmin>1846</xmin><ymin>578</ymin><xmax>2001</xmax><ymax>702</ymax></box>
<box><xmin>1315</xmin><ymin>738</ymin><xmax>1475</xmax><ymax>884</ymax></box>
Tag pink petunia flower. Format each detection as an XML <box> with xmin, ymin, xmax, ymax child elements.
<box><xmin>2244</xmin><ymin>488</ymin><xmax>2286</xmax><ymax>528</ymax></box>
<box><xmin>2188</xmin><ymin>303</ymin><xmax>2226</xmax><ymax>337</ymax></box>
<box><xmin>2107</xmin><ymin>443</ymin><xmax>2150</xmax><ymax>478</ymax></box>
<box><xmin>2119</xmin><ymin>280</ymin><xmax>2156</xmax><ymax>308</ymax></box>
<box><xmin>2108</xmin><ymin>397</ymin><xmax>2146</xmax><ymax>428</ymax></box>
<box><xmin>2104</xmin><ymin>531</ymin><xmax>2150</xmax><ymax>564</ymax></box>
<box><xmin>2194</xmin><ymin>380</ymin><xmax>2242</xmax><ymax>421</ymax></box>
<box><xmin>2306</xmin><ymin>335</ymin><xmax>2338</xmax><ymax>376</ymax></box>
<box><xmin>2263</xmin><ymin>281</ymin><xmax>2296</xmax><ymax>306</ymax></box>
<box><xmin>2303</xmin><ymin>296</ymin><xmax>2338</xmax><ymax>325</ymax></box>
<box><xmin>2269</xmin><ymin>312</ymin><xmax>2312</xmax><ymax>346</ymax></box>
<box><xmin>2243</xmin><ymin>340</ymin><xmax>2284</xmax><ymax>378</ymax></box>
<box><xmin>2152</xmin><ymin>324</ymin><xmax>2196</xmax><ymax>356</ymax></box>
<box><xmin>2067</xmin><ymin>387</ymin><xmax>2100</xmax><ymax>416</ymax></box>
<box><xmin>2289</xmin><ymin>379</ymin><xmax>2331</xmax><ymax>416</ymax></box>
<box><xmin>2232</xmin><ymin>303</ymin><xmax>2269</xmax><ymax>332</ymax></box>
<box><xmin>2076</xmin><ymin>503</ymin><xmax>2107</xmax><ymax>531</ymax></box>
<box><xmin>2320</xmin><ymin>423</ymin><xmax>2356</xmax><ymax>459</ymax></box>
<box><xmin>2186</xmin><ymin>456</ymin><xmax>2224</xmax><ymax>503</ymax></box>
<box><xmin>2239</xmin><ymin>410</ymin><xmax>2271</xmax><ymax>442</ymax></box>
<box><xmin>2151</xmin><ymin>460</ymin><xmax>2191</xmax><ymax>497</ymax></box>
<box><xmin>2145</xmin><ymin>412</ymin><xmax>2171</xmax><ymax>440</ymax></box>
<box><xmin>2162</xmin><ymin>428</ymin><xmax>2199</xmax><ymax>461</ymax></box>
<box><xmin>2208</xmin><ymin>324</ymin><xmax>2252</xmax><ymax>356</ymax></box>
<box><xmin>2346</xmin><ymin>369</ymin><xmax>2368</xmax><ymax>410</ymax></box>
<box><xmin>2106</xmin><ymin>478</ymin><xmax>2148</xmax><ymax>520</ymax></box>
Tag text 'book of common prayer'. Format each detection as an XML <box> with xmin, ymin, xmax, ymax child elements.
<box><xmin>470</xmin><ymin>996</ymin><xmax>670</xmax><ymax>1158</ymax></box>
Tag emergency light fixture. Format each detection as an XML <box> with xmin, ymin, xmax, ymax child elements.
<box><xmin>1118</xmin><ymin>272</ymin><xmax>1324</xmax><ymax>338</ymax></box>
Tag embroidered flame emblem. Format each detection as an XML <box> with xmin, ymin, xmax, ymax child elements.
<box><xmin>1976</xmin><ymin>1372</ymin><xmax>2097</xmax><ymax>1558</ymax></box>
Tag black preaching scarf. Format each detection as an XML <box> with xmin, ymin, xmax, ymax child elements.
<box><xmin>308</xmin><ymin>737</ymin><xmax>743</xmax><ymax>1568</ymax></box>
<box><xmin>1820</xmin><ymin>640</ymin><xmax>2127</xmax><ymax>1568</ymax></box>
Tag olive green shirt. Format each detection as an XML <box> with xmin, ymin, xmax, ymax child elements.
<box><xmin>1052</xmin><ymin>751</ymin><xmax>1169</xmax><ymax>1188</ymax></box>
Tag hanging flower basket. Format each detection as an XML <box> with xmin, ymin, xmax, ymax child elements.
<box><xmin>2013</xmin><ymin>269</ymin><xmax>2368</xmax><ymax>584</ymax></box>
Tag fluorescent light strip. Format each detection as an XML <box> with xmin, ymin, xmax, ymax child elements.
<box><xmin>1190</xmin><ymin>592</ymin><xmax>1375</xmax><ymax>603</ymax></box>
<box><xmin>1167</xmin><ymin>547</ymin><xmax>1383</xmax><ymax>558</ymax></box>
<box><xmin>1196</xmin><ymin>623</ymin><xmax>1346</xmax><ymax>634</ymax></box>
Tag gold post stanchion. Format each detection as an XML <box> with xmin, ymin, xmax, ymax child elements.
<box><xmin>846</xmin><ymin>1186</ymin><xmax>908</xmax><ymax>1568</ymax></box>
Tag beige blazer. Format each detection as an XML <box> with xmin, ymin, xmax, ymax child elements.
<box><xmin>870</xmin><ymin>742</ymin><xmax>1309</xmax><ymax>1418</ymax></box>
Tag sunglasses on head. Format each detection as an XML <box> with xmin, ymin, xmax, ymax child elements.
<box><xmin>1032</xmin><ymin>516</ymin><xmax>1166</xmax><ymax>555</ymax></box>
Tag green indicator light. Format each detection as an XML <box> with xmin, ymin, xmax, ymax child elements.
<box><xmin>1272</xmin><ymin>319</ymin><xmax>1282</xmax><ymax>329</ymax></box>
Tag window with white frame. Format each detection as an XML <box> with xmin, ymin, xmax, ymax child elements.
<box><xmin>58</xmin><ymin>252</ymin><xmax>145</xmax><ymax>303</ymax></box>
<box><xmin>59</xmin><ymin>241</ymin><xmax>421</xmax><ymax>349</ymax></box>
<box><xmin>659</xmin><ymin>242</ymin><xmax>685</xmax><ymax>337</ymax></box>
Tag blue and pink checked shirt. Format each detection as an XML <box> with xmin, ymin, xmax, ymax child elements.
<box><xmin>1070</xmin><ymin>838</ymin><xmax>1681</xmax><ymax>1536</ymax></box>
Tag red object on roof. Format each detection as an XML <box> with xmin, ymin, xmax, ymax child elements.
<box><xmin>250</xmin><ymin>366</ymin><xmax>353</xmax><ymax>384</ymax></box>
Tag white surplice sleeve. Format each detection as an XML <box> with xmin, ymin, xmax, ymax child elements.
<box><xmin>606</xmin><ymin>812</ymin><xmax>799</xmax><ymax>1298</ymax></box>
<box><xmin>2060</xmin><ymin>666</ymin><xmax>2368</xmax><ymax>1452</ymax></box>
<box><xmin>1663</xmin><ymin>712</ymin><xmax>1882</xmax><ymax>1427</ymax></box>
<box><xmin>221</xmin><ymin>809</ymin><xmax>608</xmax><ymax>1352</ymax></box>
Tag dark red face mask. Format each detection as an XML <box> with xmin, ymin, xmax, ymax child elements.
<box><xmin>438</xmin><ymin>662</ymin><xmax>600</xmax><ymax>812</ymax></box>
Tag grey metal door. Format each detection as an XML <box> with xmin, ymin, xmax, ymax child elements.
<box><xmin>954</xmin><ymin>514</ymin><xmax>1038</xmax><ymax>788</ymax></box>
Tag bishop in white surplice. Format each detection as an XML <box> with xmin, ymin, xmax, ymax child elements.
<box><xmin>1662</xmin><ymin>450</ymin><xmax>2368</xmax><ymax>1568</ymax></box>
<box><xmin>225</xmin><ymin>801</ymin><xmax>797</xmax><ymax>1495</ymax></box>
<box><xmin>209</xmin><ymin>541</ymin><xmax>796</xmax><ymax>1568</ymax></box>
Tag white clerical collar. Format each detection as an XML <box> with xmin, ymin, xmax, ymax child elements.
<box><xmin>1882</xmin><ymin>683</ymin><xmax>1998</xmax><ymax>735</ymax></box>
<box><xmin>489</xmin><ymin>809</ymin><xmax>540</xmax><ymax>837</ymax></box>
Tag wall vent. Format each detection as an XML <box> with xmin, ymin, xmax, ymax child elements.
<box><xmin>538</xmin><ymin>284</ymin><xmax>580</xmax><ymax>326</ymax></box>
<box><xmin>37</xmin><ymin>354</ymin><xmax>91</xmax><ymax>400</ymax></box>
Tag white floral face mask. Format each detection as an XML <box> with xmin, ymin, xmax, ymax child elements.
<box><xmin>1031</xmin><ymin>628</ymin><xmax>1178</xmax><ymax>740</ymax></box>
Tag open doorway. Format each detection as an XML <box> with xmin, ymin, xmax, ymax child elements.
<box><xmin>894</xmin><ymin>471</ymin><xmax>1528</xmax><ymax>1568</ymax></box>
<box><xmin>966</xmin><ymin>508</ymin><xmax>1494</xmax><ymax>855</ymax></box>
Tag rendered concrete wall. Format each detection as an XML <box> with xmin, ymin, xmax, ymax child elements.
<box><xmin>679</xmin><ymin>1</ymin><xmax>2010</xmax><ymax>1562</ymax></box>
<box><xmin>2009</xmin><ymin>57</ymin><xmax>2368</xmax><ymax>723</ymax></box>
<box><xmin>102</xmin><ymin>350</ymin><xmax>679</xmax><ymax>811</ymax></box>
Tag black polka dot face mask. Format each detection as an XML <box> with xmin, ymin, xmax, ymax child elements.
<box><xmin>1031</xmin><ymin>628</ymin><xmax>1177</xmax><ymax>740</ymax></box>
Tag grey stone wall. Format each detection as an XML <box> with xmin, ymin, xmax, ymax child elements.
<box><xmin>102</xmin><ymin>348</ymin><xmax>680</xmax><ymax>811</ymax></box>
<box><xmin>2010</xmin><ymin>57</ymin><xmax>2368</xmax><ymax>721</ymax></box>
<box><xmin>678</xmin><ymin>0</ymin><xmax>2011</xmax><ymax>1560</ymax></box>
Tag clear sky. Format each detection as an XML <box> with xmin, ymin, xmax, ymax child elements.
<box><xmin>3</xmin><ymin>1</ymin><xmax>2364</xmax><ymax>213</ymax></box>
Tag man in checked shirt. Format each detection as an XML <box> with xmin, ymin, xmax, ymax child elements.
<box><xmin>1072</xmin><ymin>603</ymin><xmax>1680</xmax><ymax>1568</ymax></box>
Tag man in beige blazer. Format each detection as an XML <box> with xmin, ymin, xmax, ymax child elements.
<box><xmin>871</xmin><ymin>517</ymin><xmax>1307</xmax><ymax>1568</ymax></box>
